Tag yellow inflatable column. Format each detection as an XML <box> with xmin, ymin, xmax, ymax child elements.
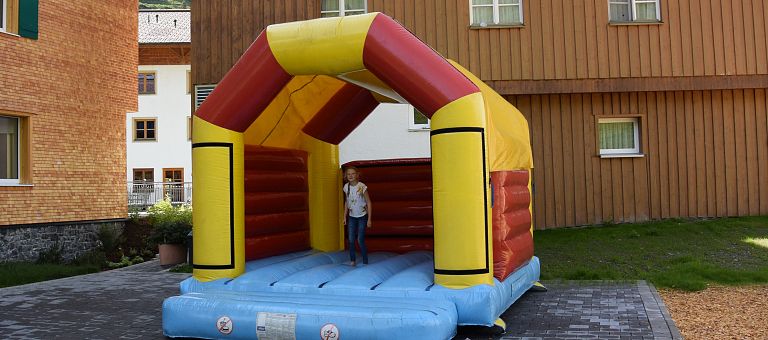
<box><xmin>300</xmin><ymin>135</ymin><xmax>343</xmax><ymax>252</ymax></box>
<box><xmin>431</xmin><ymin>93</ymin><xmax>494</xmax><ymax>288</ymax></box>
<box><xmin>191</xmin><ymin>116</ymin><xmax>245</xmax><ymax>281</ymax></box>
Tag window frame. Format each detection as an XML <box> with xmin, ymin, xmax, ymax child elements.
<box><xmin>608</xmin><ymin>0</ymin><xmax>661</xmax><ymax>23</ymax></box>
<box><xmin>597</xmin><ymin>116</ymin><xmax>642</xmax><ymax>157</ymax></box>
<box><xmin>132</xmin><ymin>168</ymin><xmax>154</xmax><ymax>182</ymax></box>
<box><xmin>469</xmin><ymin>0</ymin><xmax>524</xmax><ymax>27</ymax></box>
<box><xmin>133</xmin><ymin>118</ymin><xmax>157</xmax><ymax>142</ymax></box>
<box><xmin>320</xmin><ymin>0</ymin><xmax>367</xmax><ymax>18</ymax></box>
<box><xmin>138</xmin><ymin>71</ymin><xmax>157</xmax><ymax>95</ymax></box>
<box><xmin>408</xmin><ymin>105</ymin><xmax>430</xmax><ymax>131</ymax></box>
<box><xmin>0</xmin><ymin>112</ymin><xmax>31</xmax><ymax>186</ymax></box>
<box><xmin>0</xmin><ymin>114</ymin><xmax>20</xmax><ymax>185</ymax></box>
<box><xmin>1</xmin><ymin>0</ymin><xmax>6</xmax><ymax>32</ymax></box>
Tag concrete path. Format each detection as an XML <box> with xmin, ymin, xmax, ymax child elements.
<box><xmin>0</xmin><ymin>262</ymin><xmax>681</xmax><ymax>339</ymax></box>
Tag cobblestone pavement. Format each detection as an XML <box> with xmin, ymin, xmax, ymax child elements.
<box><xmin>456</xmin><ymin>281</ymin><xmax>683</xmax><ymax>340</ymax></box>
<box><xmin>0</xmin><ymin>261</ymin><xmax>188</xmax><ymax>339</ymax></box>
<box><xmin>1</xmin><ymin>263</ymin><xmax>680</xmax><ymax>340</ymax></box>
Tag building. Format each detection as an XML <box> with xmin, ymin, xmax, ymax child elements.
<box><xmin>128</xmin><ymin>9</ymin><xmax>192</xmax><ymax>207</ymax></box>
<box><xmin>191</xmin><ymin>0</ymin><xmax>768</xmax><ymax>229</ymax></box>
<box><xmin>0</xmin><ymin>1</ymin><xmax>137</xmax><ymax>261</ymax></box>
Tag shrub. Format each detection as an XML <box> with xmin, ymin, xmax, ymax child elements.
<box><xmin>36</xmin><ymin>244</ymin><xmax>63</xmax><ymax>264</ymax></box>
<box><xmin>98</xmin><ymin>225</ymin><xmax>124</xmax><ymax>262</ymax></box>
<box><xmin>148</xmin><ymin>196</ymin><xmax>192</xmax><ymax>245</ymax></box>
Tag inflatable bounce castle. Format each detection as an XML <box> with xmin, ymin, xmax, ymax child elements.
<box><xmin>163</xmin><ymin>12</ymin><xmax>541</xmax><ymax>339</ymax></box>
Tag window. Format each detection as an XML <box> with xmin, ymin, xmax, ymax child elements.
<box><xmin>186</xmin><ymin>70</ymin><xmax>191</xmax><ymax>94</ymax></box>
<box><xmin>321</xmin><ymin>0</ymin><xmax>366</xmax><ymax>18</ymax></box>
<box><xmin>1</xmin><ymin>0</ymin><xmax>6</xmax><ymax>32</ymax></box>
<box><xmin>163</xmin><ymin>168</ymin><xmax>184</xmax><ymax>202</ymax></box>
<box><xmin>134</xmin><ymin>118</ymin><xmax>157</xmax><ymax>141</ymax></box>
<box><xmin>0</xmin><ymin>115</ymin><xmax>19</xmax><ymax>184</ymax></box>
<box><xmin>187</xmin><ymin>116</ymin><xmax>192</xmax><ymax>141</ymax></box>
<box><xmin>194</xmin><ymin>84</ymin><xmax>216</xmax><ymax>110</ymax></box>
<box><xmin>409</xmin><ymin>105</ymin><xmax>430</xmax><ymax>130</ymax></box>
<box><xmin>138</xmin><ymin>71</ymin><xmax>156</xmax><ymax>94</ymax></box>
<box><xmin>133</xmin><ymin>168</ymin><xmax>154</xmax><ymax>182</ymax></box>
<box><xmin>609</xmin><ymin>0</ymin><xmax>660</xmax><ymax>22</ymax></box>
<box><xmin>470</xmin><ymin>0</ymin><xmax>523</xmax><ymax>27</ymax></box>
<box><xmin>598</xmin><ymin>117</ymin><xmax>641</xmax><ymax>156</ymax></box>
<box><xmin>0</xmin><ymin>0</ymin><xmax>38</xmax><ymax>39</ymax></box>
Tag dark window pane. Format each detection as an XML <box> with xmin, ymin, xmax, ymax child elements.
<box><xmin>413</xmin><ymin>109</ymin><xmax>429</xmax><ymax>125</ymax></box>
<box><xmin>146</xmin><ymin>81</ymin><xmax>155</xmax><ymax>94</ymax></box>
<box><xmin>136</xmin><ymin>121</ymin><xmax>144</xmax><ymax>129</ymax></box>
<box><xmin>136</xmin><ymin>130</ymin><xmax>145</xmax><ymax>139</ymax></box>
<box><xmin>146</xmin><ymin>120</ymin><xmax>155</xmax><ymax>129</ymax></box>
<box><xmin>146</xmin><ymin>130</ymin><xmax>155</xmax><ymax>139</ymax></box>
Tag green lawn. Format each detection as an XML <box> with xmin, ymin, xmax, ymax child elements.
<box><xmin>534</xmin><ymin>216</ymin><xmax>768</xmax><ymax>291</ymax></box>
<box><xmin>0</xmin><ymin>262</ymin><xmax>101</xmax><ymax>288</ymax></box>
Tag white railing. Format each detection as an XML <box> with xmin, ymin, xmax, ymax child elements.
<box><xmin>128</xmin><ymin>181</ymin><xmax>192</xmax><ymax>208</ymax></box>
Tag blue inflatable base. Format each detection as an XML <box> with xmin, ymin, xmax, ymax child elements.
<box><xmin>163</xmin><ymin>251</ymin><xmax>540</xmax><ymax>339</ymax></box>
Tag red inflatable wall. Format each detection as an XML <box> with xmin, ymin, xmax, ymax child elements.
<box><xmin>343</xmin><ymin>159</ymin><xmax>533</xmax><ymax>281</ymax></box>
<box><xmin>491</xmin><ymin>170</ymin><xmax>534</xmax><ymax>280</ymax></box>
<box><xmin>342</xmin><ymin>159</ymin><xmax>434</xmax><ymax>253</ymax></box>
<box><xmin>243</xmin><ymin>145</ymin><xmax>311</xmax><ymax>260</ymax></box>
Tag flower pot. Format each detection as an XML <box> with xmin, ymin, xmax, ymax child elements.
<box><xmin>158</xmin><ymin>244</ymin><xmax>187</xmax><ymax>266</ymax></box>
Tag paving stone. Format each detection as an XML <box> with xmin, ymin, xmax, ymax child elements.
<box><xmin>456</xmin><ymin>280</ymin><xmax>682</xmax><ymax>339</ymax></box>
<box><xmin>0</xmin><ymin>260</ymin><xmax>186</xmax><ymax>339</ymax></box>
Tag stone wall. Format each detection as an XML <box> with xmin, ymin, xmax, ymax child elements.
<box><xmin>0</xmin><ymin>220</ymin><xmax>124</xmax><ymax>263</ymax></box>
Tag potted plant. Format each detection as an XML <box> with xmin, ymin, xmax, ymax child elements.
<box><xmin>148</xmin><ymin>196</ymin><xmax>192</xmax><ymax>266</ymax></box>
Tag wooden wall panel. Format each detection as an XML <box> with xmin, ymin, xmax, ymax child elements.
<box><xmin>194</xmin><ymin>0</ymin><xmax>768</xmax><ymax>84</ymax></box>
<box><xmin>192</xmin><ymin>2</ymin><xmax>768</xmax><ymax>228</ymax></box>
<box><xmin>508</xmin><ymin>89</ymin><xmax>767</xmax><ymax>229</ymax></box>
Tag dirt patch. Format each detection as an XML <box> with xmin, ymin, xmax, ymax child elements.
<box><xmin>659</xmin><ymin>285</ymin><xmax>768</xmax><ymax>340</ymax></box>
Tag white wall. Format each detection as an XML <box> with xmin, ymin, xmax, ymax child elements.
<box><xmin>127</xmin><ymin>65</ymin><xmax>192</xmax><ymax>182</ymax></box>
<box><xmin>339</xmin><ymin>103</ymin><xmax>431</xmax><ymax>165</ymax></box>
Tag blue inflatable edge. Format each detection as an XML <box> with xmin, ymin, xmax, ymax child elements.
<box><xmin>165</xmin><ymin>254</ymin><xmax>540</xmax><ymax>338</ymax></box>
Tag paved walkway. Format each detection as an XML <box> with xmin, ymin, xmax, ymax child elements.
<box><xmin>0</xmin><ymin>262</ymin><xmax>681</xmax><ymax>339</ymax></box>
<box><xmin>455</xmin><ymin>281</ymin><xmax>682</xmax><ymax>340</ymax></box>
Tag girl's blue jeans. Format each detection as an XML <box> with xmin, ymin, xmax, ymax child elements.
<box><xmin>347</xmin><ymin>214</ymin><xmax>368</xmax><ymax>264</ymax></box>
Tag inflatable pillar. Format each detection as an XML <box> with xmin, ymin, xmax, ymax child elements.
<box><xmin>431</xmin><ymin>93</ymin><xmax>494</xmax><ymax>288</ymax></box>
<box><xmin>191</xmin><ymin>116</ymin><xmax>246</xmax><ymax>281</ymax></box>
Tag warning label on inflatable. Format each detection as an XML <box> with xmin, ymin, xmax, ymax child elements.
<box><xmin>216</xmin><ymin>316</ymin><xmax>233</xmax><ymax>335</ymax></box>
<box><xmin>256</xmin><ymin>312</ymin><xmax>297</xmax><ymax>340</ymax></box>
<box><xmin>320</xmin><ymin>323</ymin><xmax>340</xmax><ymax>340</ymax></box>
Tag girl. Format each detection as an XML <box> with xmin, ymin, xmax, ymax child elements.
<box><xmin>343</xmin><ymin>166</ymin><xmax>372</xmax><ymax>266</ymax></box>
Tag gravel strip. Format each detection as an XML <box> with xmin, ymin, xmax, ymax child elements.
<box><xmin>659</xmin><ymin>285</ymin><xmax>768</xmax><ymax>340</ymax></box>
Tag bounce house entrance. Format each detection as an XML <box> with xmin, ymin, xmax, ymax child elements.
<box><xmin>244</xmin><ymin>146</ymin><xmax>311</xmax><ymax>260</ymax></box>
<box><xmin>343</xmin><ymin>158</ymin><xmax>434</xmax><ymax>254</ymax></box>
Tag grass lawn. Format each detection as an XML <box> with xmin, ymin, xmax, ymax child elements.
<box><xmin>0</xmin><ymin>262</ymin><xmax>101</xmax><ymax>288</ymax></box>
<box><xmin>535</xmin><ymin>216</ymin><xmax>768</xmax><ymax>291</ymax></box>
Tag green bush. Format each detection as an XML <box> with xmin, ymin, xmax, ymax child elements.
<box><xmin>148</xmin><ymin>196</ymin><xmax>192</xmax><ymax>245</ymax></box>
<box><xmin>98</xmin><ymin>225</ymin><xmax>124</xmax><ymax>262</ymax></box>
<box><xmin>36</xmin><ymin>244</ymin><xmax>63</xmax><ymax>264</ymax></box>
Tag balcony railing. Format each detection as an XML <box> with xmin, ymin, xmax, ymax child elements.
<box><xmin>128</xmin><ymin>181</ymin><xmax>192</xmax><ymax>208</ymax></box>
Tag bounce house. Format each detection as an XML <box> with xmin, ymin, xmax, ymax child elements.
<box><xmin>163</xmin><ymin>13</ymin><xmax>541</xmax><ymax>339</ymax></box>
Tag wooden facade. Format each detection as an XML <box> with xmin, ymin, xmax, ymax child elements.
<box><xmin>192</xmin><ymin>0</ymin><xmax>768</xmax><ymax>229</ymax></box>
